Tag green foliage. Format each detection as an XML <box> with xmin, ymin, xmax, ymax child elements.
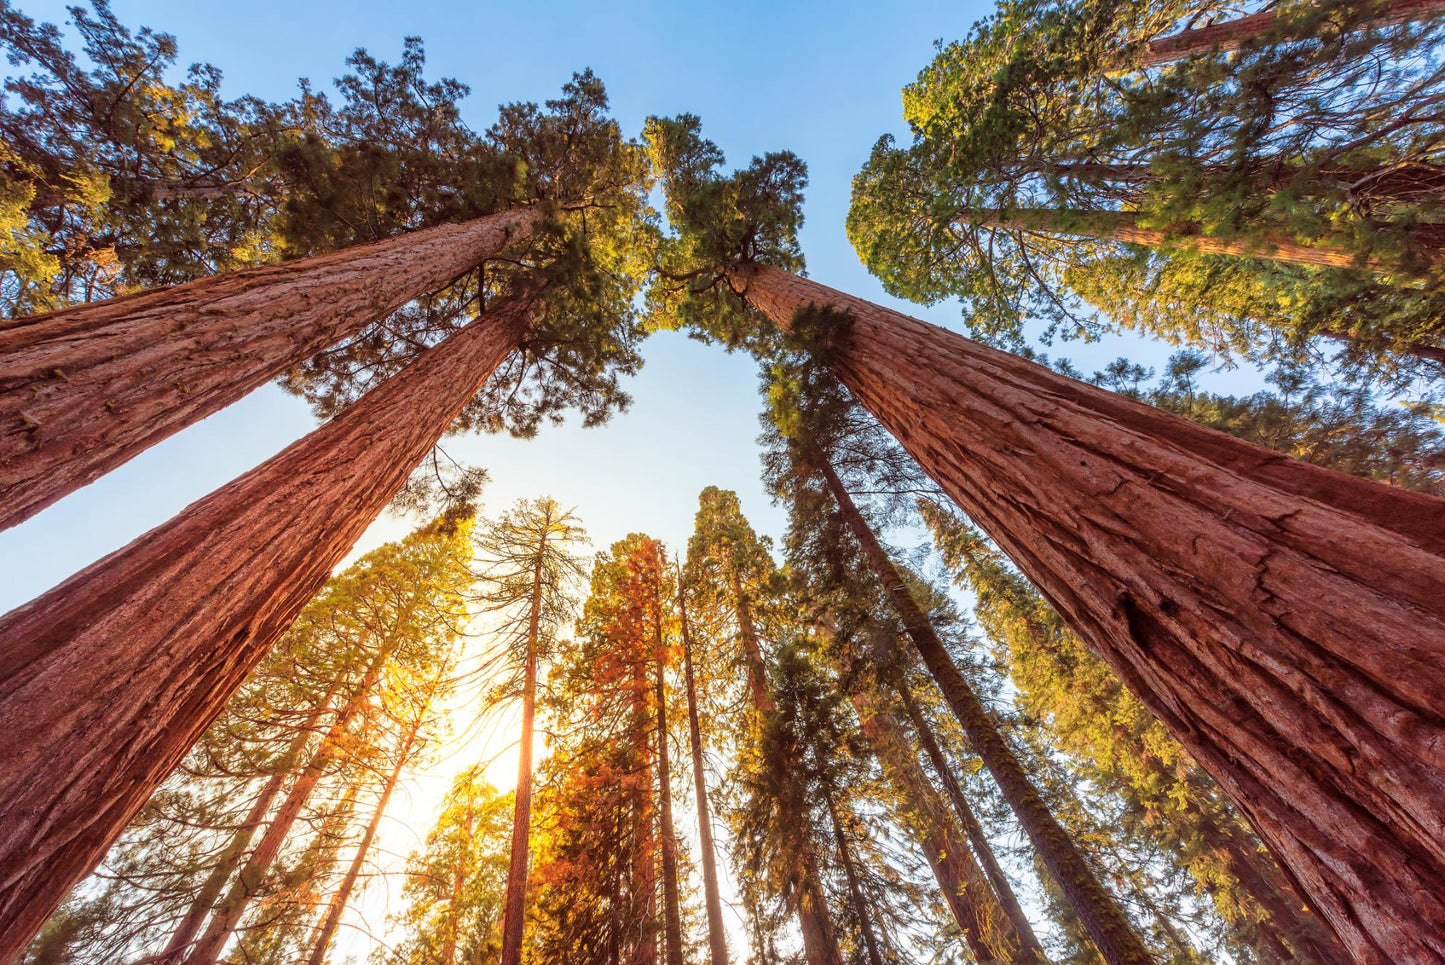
<box><xmin>0</xmin><ymin>0</ymin><xmax>280</xmax><ymax>311</ymax></box>
<box><xmin>644</xmin><ymin>113</ymin><xmax>807</xmax><ymax>349</ymax></box>
<box><xmin>380</xmin><ymin>769</ymin><xmax>514</xmax><ymax>965</ymax></box>
<box><xmin>847</xmin><ymin>0</ymin><xmax>1445</xmax><ymax>382</ymax></box>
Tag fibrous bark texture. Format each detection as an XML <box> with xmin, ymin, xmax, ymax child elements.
<box><xmin>0</xmin><ymin>206</ymin><xmax>538</xmax><ymax>531</ymax></box>
<box><xmin>0</xmin><ymin>298</ymin><xmax>530</xmax><ymax>964</ymax></box>
<box><xmin>732</xmin><ymin>262</ymin><xmax>1445</xmax><ymax>964</ymax></box>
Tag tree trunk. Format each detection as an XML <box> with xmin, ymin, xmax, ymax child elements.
<box><xmin>306</xmin><ymin>708</ymin><xmax>426</xmax><ymax>965</ymax></box>
<box><xmin>819</xmin><ymin>782</ymin><xmax>886</xmax><ymax>965</ymax></box>
<box><xmin>0</xmin><ymin>297</ymin><xmax>531</xmax><ymax>964</ymax></box>
<box><xmin>730</xmin><ymin>262</ymin><xmax>1445</xmax><ymax>964</ymax></box>
<box><xmin>677</xmin><ymin>572</ymin><xmax>730</xmax><ymax>965</ymax></box>
<box><xmin>1208</xmin><ymin>817</ymin><xmax>1349</xmax><ymax>965</ymax></box>
<box><xmin>1139</xmin><ymin>0</ymin><xmax>1445</xmax><ymax>64</ymax></box>
<box><xmin>633</xmin><ymin>661</ymin><xmax>659</xmax><ymax>965</ymax></box>
<box><xmin>816</xmin><ymin>456</ymin><xmax>1154</xmax><ymax>965</ymax></box>
<box><xmin>731</xmin><ymin>569</ymin><xmax>774</xmax><ymax>713</ymax></box>
<box><xmin>177</xmin><ymin>641</ymin><xmax>399</xmax><ymax>965</ymax></box>
<box><xmin>441</xmin><ymin>799</ymin><xmax>474</xmax><ymax>965</ymax></box>
<box><xmin>653</xmin><ymin>594</ymin><xmax>685</xmax><ymax>965</ymax></box>
<box><xmin>893</xmin><ymin>682</ymin><xmax>1048</xmax><ymax>965</ymax></box>
<box><xmin>150</xmin><ymin>677</ymin><xmax>343</xmax><ymax>965</ymax></box>
<box><xmin>0</xmin><ymin>206</ymin><xmax>538</xmax><ymax>531</ymax></box>
<box><xmin>856</xmin><ymin>697</ymin><xmax>1038</xmax><ymax>965</ymax></box>
<box><xmin>966</xmin><ymin>205</ymin><xmax>1445</xmax><ymax>273</ymax></box>
<box><xmin>796</xmin><ymin>844</ymin><xmax>845</xmax><ymax>965</ymax></box>
<box><xmin>499</xmin><ymin>533</ymin><xmax>548</xmax><ymax>965</ymax></box>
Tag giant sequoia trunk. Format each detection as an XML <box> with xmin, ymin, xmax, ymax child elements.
<box><xmin>500</xmin><ymin>540</ymin><xmax>548</xmax><ymax>965</ymax></box>
<box><xmin>796</xmin><ymin>845</ymin><xmax>845</xmax><ymax>965</ymax></box>
<box><xmin>677</xmin><ymin>578</ymin><xmax>730</xmax><ymax>965</ymax></box>
<box><xmin>731</xmin><ymin>570</ymin><xmax>774</xmax><ymax>713</ymax></box>
<box><xmin>966</xmin><ymin>206</ymin><xmax>1445</xmax><ymax>273</ymax></box>
<box><xmin>855</xmin><ymin>696</ymin><xmax>1039</xmax><ymax>965</ymax></box>
<box><xmin>815</xmin><ymin>460</ymin><xmax>1155</xmax><ymax>965</ymax></box>
<box><xmin>0</xmin><ymin>298</ymin><xmax>531</xmax><ymax>964</ymax></box>
<box><xmin>894</xmin><ymin>682</ymin><xmax>1047</xmax><ymax>964</ymax></box>
<box><xmin>0</xmin><ymin>206</ymin><xmax>538</xmax><ymax>531</ymax></box>
<box><xmin>730</xmin><ymin>262</ymin><xmax>1445</xmax><ymax>964</ymax></box>
<box><xmin>1139</xmin><ymin>0</ymin><xmax>1445</xmax><ymax>64</ymax></box>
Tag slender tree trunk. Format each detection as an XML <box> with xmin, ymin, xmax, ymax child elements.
<box><xmin>653</xmin><ymin>592</ymin><xmax>685</xmax><ymax>965</ymax></box>
<box><xmin>819</xmin><ymin>782</ymin><xmax>886</xmax><ymax>965</ymax></box>
<box><xmin>499</xmin><ymin>534</ymin><xmax>548</xmax><ymax>965</ymax></box>
<box><xmin>817</xmin><ymin>458</ymin><xmax>1155</xmax><ymax>965</ymax></box>
<box><xmin>893</xmin><ymin>683</ymin><xmax>1048</xmax><ymax>965</ymax></box>
<box><xmin>731</xmin><ymin>569</ymin><xmax>774</xmax><ymax>713</ymax></box>
<box><xmin>966</xmin><ymin>206</ymin><xmax>1444</xmax><ymax>273</ymax></box>
<box><xmin>633</xmin><ymin>664</ymin><xmax>659</xmax><ymax>965</ymax></box>
<box><xmin>1139</xmin><ymin>0</ymin><xmax>1445</xmax><ymax>65</ymax></box>
<box><xmin>441</xmin><ymin>799</ymin><xmax>474</xmax><ymax>965</ymax></box>
<box><xmin>306</xmin><ymin>709</ymin><xmax>427</xmax><ymax>965</ymax></box>
<box><xmin>0</xmin><ymin>297</ymin><xmax>531</xmax><ymax>964</ymax></box>
<box><xmin>177</xmin><ymin>643</ymin><xmax>398</xmax><ymax>965</ymax></box>
<box><xmin>677</xmin><ymin>571</ymin><xmax>730</xmax><ymax>965</ymax></box>
<box><xmin>150</xmin><ymin>678</ymin><xmax>343</xmax><ymax>965</ymax></box>
<box><xmin>796</xmin><ymin>844</ymin><xmax>845</xmax><ymax>965</ymax></box>
<box><xmin>730</xmin><ymin>262</ymin><xmax>1445</xmax><ymax>964</ymax></box>
<box><xmin>0</xmin><ymin>206</ymin><xmax>538</xmax><ymax>531</ymax></box>
<box><xmin>856</xmin><ymin>697</ymin><xmax>1039</xmax><ymax>965</ymax></box>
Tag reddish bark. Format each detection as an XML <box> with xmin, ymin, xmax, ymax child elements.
<box><xmin>894</xmin><ymin>683</ymin><xmax>1048</xmax><ymax>965</ymax></box>
<box><xmin>0</xmin><ymin>298</ymin><xmax>531</xmax><ymax>964</ymax></box>
<box><xmin>857</xmin><ymin>700</ymin><xmax>1036</xmax><ymax>965</ymax></box>
<box><xmin>1140</xmin><ymin>0</ymin><xmax>1445</xmax><ymax>64</ymax></box>
<box><xmin>499</xmin><ymin>535</ymin><xmax>548</xmax><ymax>965</ymax></box>
<box><xmin>732</xmin><ymin>569</ymin><xmax>775</xmax><ymax>713</ymax></box>
<box><xmin>796</xmin><ymin>845</ymin><xmax>845</xmax><ymax>965</ymax></box>
<box><xmin>731</xmin><ymin>262</ymin><xmax>1445</xmax><ymax>964</ymax></box>
<box><xmin>816</xmin><ymin>458</ymin><xmax>1155</xmax><ymax>965</ymax></box>
<box><xmin>677</xmin><ymin>573</ymin><xmax>730</xmax><ymax>965</ymax></box>
<box><xmin>0</xmin><ymin>206</ymin><xmax>539</xmax><ymax>531</ymax></box>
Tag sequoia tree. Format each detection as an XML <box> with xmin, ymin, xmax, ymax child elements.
<box><xmin>649</xmin><ymin>116</ymin><xmax>1445</xmax><ymax>962</ymax></box>
<box><xmin>0</xmin><ymin>296</ymin><xmax>528</xmax><ymax>962</ymax></box>
<box><xmin>0</xmin><ymin>206</ymin><xmax>537</xmax><ymax>531</ymax></box>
